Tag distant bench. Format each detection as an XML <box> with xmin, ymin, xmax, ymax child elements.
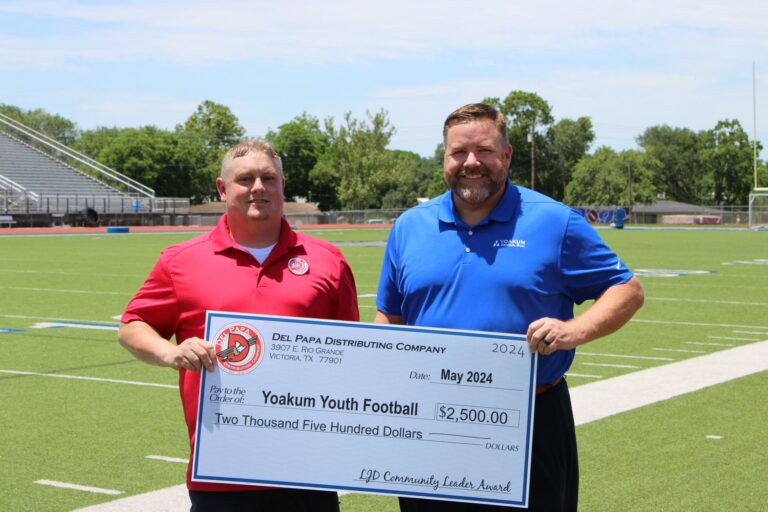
<box><xmin>0</xmin><ymin>215</ymin><xmax>16</xmax><ymax>227</ymax></box>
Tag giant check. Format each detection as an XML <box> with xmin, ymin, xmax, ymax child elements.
<box><xmin>193</xmin><ymin>311</ymin><xmax>537</xmax><ymax>508</ymax></box>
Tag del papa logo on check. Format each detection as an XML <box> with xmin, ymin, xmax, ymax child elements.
<box><xmin>195</xmin><ymin>312</ymin><xmax>536</xmax><ymax>508</ymax></box>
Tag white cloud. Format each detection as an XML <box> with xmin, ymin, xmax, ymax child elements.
<box><xmin>1</xmin><ymin>0</ymin><xmax>766</xmax><ymax>68</ymax></box>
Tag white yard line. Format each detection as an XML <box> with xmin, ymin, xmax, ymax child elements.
<box><xmin>35</xmin><ymin>480</ymin><xmax>123</xmax><ymax>496</ymax></box>
<box><xmin>651</xmin><ymin>348</ymin><xmax>705</xmax><ymax>354</ymax></box>
<box><xmin>0</xmin><ymin>370</ymin><xmax>176</xmax><ymax>390</ymax></box>
<box><xmin>581</xmin><ymin>362</ymin><xmax>640</xmax><ymax>369</ymax></box>
<box><xmin>31</xmin><ymin>322</ymin><xmax>119</xmax><ymax>331</ymax></box>
<box><xmin>708</xmin><ymin>336</ymin><xmax>764</xmax><ymax>341</ymax></box>
<box><xmin>0</xmin><ymin>286</ymin><xmax>129</xmax><ymax>296</ymax></box>
<box><xmin>577</xmin><ymin>352</ymin><xmax>674</xmax><ymax>361</ymax></box>
<box><xmin>71</xmin><ymin>341</ymin><xmax>768</xmax><ymax>512</ymax></box>
<box><xmin>564</xmin><ymin>373</ymin><xmax>603</xmax><ymax>379</ymax></box>
<box><xmin>571</xmin><ymin>340</ymin><xmax>768</xmax><ymax>425</ymax></box>
<box><xmin>146</xmin><ymin>456</ymin><xmax>187</xmax><ymax>464</ymax></box>
<box><xmin>646</xmin><ymin>297</ymin><xmax>768</xmax><ymax>307</ymax></box>
<box><xmin>684</xmin><ymin>342</ymin><xmax>734</xmax><ymax>347</ymax></box>
<box><xmin>631</xmin><ymin>319</ymin><xmax>768</xmax><ymax>330</ymax></box>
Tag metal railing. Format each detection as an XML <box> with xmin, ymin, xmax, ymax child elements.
<box><xmin>1</xmin><ymin>193</ymin><xmax>189</xmax><ymax>215</ymax></box>
<box><xmin>0</xmin><ymin>113</ymin><xmax>155</xmax><ymax>198</ymax></box>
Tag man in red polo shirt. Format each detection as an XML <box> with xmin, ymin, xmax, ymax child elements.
<box><xmin>119</xmin><ymin>139</ymin><xmax>359</xmax><ymax>512</ymax></box>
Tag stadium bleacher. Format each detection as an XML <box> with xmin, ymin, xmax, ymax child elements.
<box><xmin>0</xmin><ymin>131</ymin><xmax>122</xmax><ymax>198</ymax></box>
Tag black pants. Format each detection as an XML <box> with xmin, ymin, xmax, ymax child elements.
<box><xmin>189</xmin><ymin>488</ymin><xmax>339</xmax><ymax>512</ymax></box>
<box><xmin>399</xmin><ymin>379</ymin><xmax>579</xmax><ymax>512</ymax></box>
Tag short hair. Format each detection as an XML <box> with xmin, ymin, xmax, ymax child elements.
<box><xmin>220</xmin><ymin>139</ymin><xmax>283</xmax><ymax>178</ymax></box>
<box><xmin>443</xmin><ymin>103</ymin><xmax>508</xmax><ymax>145</ymax></box>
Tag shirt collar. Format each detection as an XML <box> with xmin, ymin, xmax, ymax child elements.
<box><xmin>437</xmin><ymin>179</ymin><xmax>519</xmax><ymax>227</ymax></box>
<box><xmin>211</xmin><ymin>214</ymin><xmax>299</xmax><ymax>256</ymax></box>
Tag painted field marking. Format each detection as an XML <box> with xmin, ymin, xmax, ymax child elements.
<box><xmin>0</xmin><ymin>286</ymin><xmax>129</xmax><ymax>296</ymax></box>
<box><xmin>357</xmin><ymin>293</ymin><xmax>377</xmax><ymax>298</ymax></box>
<box><xmin>146</xmin><ymin>455</ymin><xmax>187</xmax><ymax>464</ymax></box>
<box><xmin>582</xmin><ymin>362</ymin><xmax>640</xmax><ymax>369</ymax></box>
<box><xmin>652</xmin><ymin>348</ymin><xmax>706</xmax><ymax>354</ymax></box>
<box><xmin>73</xmin><ymin>341</ymin><xmax>768</xmax><ymax>512</ymax></box>
<box><xmin>708</xmin><ymin>336</ymin><xmax>762</xmax><ymax>342</ymax></box>
<box><xmin>31</xmin><ymin>322</ymin><xmax>119</xmax><ymax>331</ymax></box>
<box><xmin>35</xmin><ymin>480</ymin><xmax>123</xmax><ymax>496</ymax></box>
<box><xmin>647</xmin><ymin>297</ymin><xmax>768</xmax><ymax>307</ymax></box>
<box><xmin>684</xmin><ymin>342</ymin><xmax>734</xmax><ymax>347</ymax></box>
<box><xmin>0</xmin><ymin>268</ymin><xmax>145</xmax><ymax>278</ymax></box>
<box><xmin>0</xmin><ymin>370</ymin><xmax>176</xmax><ymax>389</ymax></box>
<box><xmin>577</xmin><ymin>352</ymin><xmax>674</xmax><ymax>361</ymax></box>
<box><xmin>706</xmin><ymin>435</ymin><xmax>723</xmax><ymax>440</ymax></box>
<box><xmin>632</xmin><ymin>319</ymin><xmax>768</xmax><ymax>330</ymax></box>
<box><xmin>571</xmin><ymin>340</ymin><xmax>768</xmax><ymax>425</ymax></box>
<box><xmin>1</xmin><ymin>314</ymin><xmax>113</xmax><ymax>323</ymax></box>
<box><xmin>732</xmin><ymin>330</ymin><xmax>768</xmax><ymax>335</ymax></box>
<box><xmin>565</xmin><ymin>373</ymin><xmax>603</xmax><ymax>379</ymax></box>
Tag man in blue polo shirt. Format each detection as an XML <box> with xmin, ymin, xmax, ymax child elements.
<box><xmin>375</xmin><ymin>103</ymin><xmax>644</xmax><ymax>511</ymax></box>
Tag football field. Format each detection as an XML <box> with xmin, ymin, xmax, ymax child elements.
<box><xmin>0</xmin><ymin>226</ymin><xmax>766</xmax><ymax>511</ymax></box>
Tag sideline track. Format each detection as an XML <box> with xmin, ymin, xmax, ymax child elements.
<box><xmin>73</xmin><ymin>341</ymin><xmax>768</xmax><ymax>512</ymax></box>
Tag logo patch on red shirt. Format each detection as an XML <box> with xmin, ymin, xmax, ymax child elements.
<box><xmin>288</xmin><ymin>257</ymin><xmax>309</xmax><ymax>275</ymax></box>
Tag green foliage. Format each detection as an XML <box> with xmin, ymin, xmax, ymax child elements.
<box><xmin>310</xmin><ymin>110</ymin><xmax>436</xmax><ymax>211</ymax></box>
<box><xmin>637</xmin><ymin>125</ymin><xmax>706</xmax><ymax>203</ymax></box>
<box><xmin>72</xmin><ymin>126</ymin><xmax>122</xmax><ymax>158</ymax></box>
<box><xmin>5</xmin><ymin>97</ymin><xmax>765</xmax><ymax>210</ymax></box>
<box><xmin>701</xmin><ymin>119</ymin><xmax>756</xmax><ymax>205</ymax></box>
<box><xmin>267</xmin><ymin>113</ymin><xmax>329</xmax><ymax>201</ymax></box>
<box><xmin>96</xmin><ymin>127</ymin><xmax>191</xmax><ymax>197</ymax></box>
<box><xmin>543</xmin><ymin>117</ymin><xmax>595</xmax><ymax>199</ymax></box>
<box><xmin>566</xmin><ymin>147</ymin><xmax>657</xmax><ymax>206</ymax></box>
<box><xmin>0</xmin><ymin>103</ymin><xmax>79</xmax><ymax>145</ymax></box>
<box><xmin>484</xmin><ymin>93</ymin><xmax>592</xmax><ymax>200</ymax></box>
<box><xmin>182</xmin><ymin>100</ymin><xmax>245</xmax><ymax>150</ymax></box>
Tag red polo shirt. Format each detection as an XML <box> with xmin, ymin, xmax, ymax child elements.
<box><xmin>122</xmin><ymin>214</ymin><xmax>359</xmax><ymax>491</ymax></box>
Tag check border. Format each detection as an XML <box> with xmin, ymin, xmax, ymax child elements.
<box><xmin>193</xmin><ymin>311</ymin><xmax>537</xmax><ymax>507</ymax></box>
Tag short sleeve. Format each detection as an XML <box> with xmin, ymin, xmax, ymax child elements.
<box><xmin>121</xmin><ymin>255</ymin><xmax>181</xmax><ymax>340</ymax></box>
<box><xmin>376</xmin><ymin>224</ymin><xmax>403</xmax><ymax>315</ymax></box>
<box><xmin>560</xmin><ymin>210</ymin><xmax>634</xmax><ymax>304</ymax></box>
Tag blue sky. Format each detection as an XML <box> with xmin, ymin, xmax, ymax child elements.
<box><xmin>1</xmin><ymin>0</ymin><xmax>766</xmax><ymax>158</ymax></box>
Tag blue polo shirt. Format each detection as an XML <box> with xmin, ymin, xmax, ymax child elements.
<box><xmin>376</xmin><ymin>181</ymin><xmax>634</xmax><ymax>385</ymax></box>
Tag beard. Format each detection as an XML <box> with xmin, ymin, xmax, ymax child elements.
<box><xmin>448</xmin><ymin>168</ymin><xmax>506</xmax><ymax>205</ymax></box>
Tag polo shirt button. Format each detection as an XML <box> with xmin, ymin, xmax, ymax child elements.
<box><xmin>468</xmin><ymin>230</ymin><xmax>473</xmax><ymax>236</ymax></box>
<box><xmin>465</xmin><ymin>247</ymin><xmax>470</xmax><ymax>253</ymax></box>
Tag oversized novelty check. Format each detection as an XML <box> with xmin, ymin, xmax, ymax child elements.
<box><xmin>192</xmin><ymin>311</ymin><xmax>537</xmax><ymax>508</ymax></box>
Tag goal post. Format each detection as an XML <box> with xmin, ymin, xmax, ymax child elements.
<box><xmin>748</xmin><ymin>192</ymin><xmax>768</xmax><ymax>229</ymax></box>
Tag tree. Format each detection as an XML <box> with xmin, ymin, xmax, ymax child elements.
<box><xmin>183</xmin><ymin>100</ymin><xmax>245</xmax><ymax>150</ymax></box>
<box><xmin>266</xmin><ymin>113</ymin><xmax>329</xmax><ymax>201</ymax></box>
<box><xmin>544</xmin><ymin>117</ymin><xmax>594</xmax><ymax>200</ymax></box>
<box><xmin>637</xmin><ymin>125</ymin><xmax>705</xmax><ymax>204</ymax></box>
<box><xmin>701</xmin><ymin>119</ymin><xmax>756</xmax><ymax>205</ymax></box>
<box><xmin>178</xmin><ymin>101</ymin><xmax>246</xmax><ymax>202</ymax></box>
<box><xmin>379</xmin><ymin>150</ymin><xmax>440</xmax><ymax>209</ymax></box>
<box><xmin>486</xmin><ymin>91</ymin><xmax>554</xmax><ymax>191</ymax></box>
<box><xmin>0</xmin><ymin>104</ymin><xmax>79</xmax><ymax>145</ymax></box>
<box><xmin>96</xmin><ymin>126</ymin><xmax>199</xmax><ymax>198</ymax></box>
<box><xmin>312</xmin><ymin>110</ymin><xmax>398</xmax><ymax>210</ymax></box>
<box><xmin>426</xmin><ymin>143</ymin><xmax>448</xmax><ymax>199</ymax></box>
<box><xmin>73</xmin><ymin>127</ymin><xmax>122</xmax><ymax>159</ymax></box>
<box><xmin>566</xmin><ymin>147</ymin><xmax>656</xmax><ymax>206</ymax></box>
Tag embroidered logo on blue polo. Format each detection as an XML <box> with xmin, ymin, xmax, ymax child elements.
<box><xmin>492</xmin><ymin>239</ymin><xmax>526</xmax><ymax>248</ymax></box>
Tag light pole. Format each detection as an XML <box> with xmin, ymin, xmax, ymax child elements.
<box><xmin>528</xmin><ymin>119</ymin><xmax>537</xmax><ymax>191</ymax></box>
